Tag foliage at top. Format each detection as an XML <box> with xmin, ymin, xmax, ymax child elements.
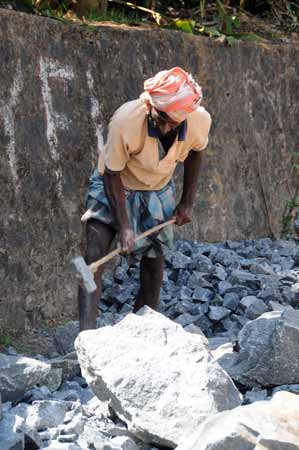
<box><xmin>1</xmin><ymin>0</ymin><xmax>299</xmax><ymax>43</ymax></box>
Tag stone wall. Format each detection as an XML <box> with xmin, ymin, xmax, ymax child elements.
<box><xmin>0</xmin><ymin>10</ymin><xmax>298</xmax><ymax>331</ymax></box>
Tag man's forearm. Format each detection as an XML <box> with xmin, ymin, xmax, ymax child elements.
<box><xmin>180</xmin><ymin>150</ymin><xmax>203</xmax><ymax>208</ymax></box>
<box><xmin>103</xmin><ymin>170</ymin><xmax>130</xmax><ymax>228</ymax></box>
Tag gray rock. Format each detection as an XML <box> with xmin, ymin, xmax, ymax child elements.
<box><xmin>243</xmin><ymin>297</ymin><xmax>269</xmax><ymax>319</ymax></box>
<box><xmin>50</xmin><ymin>353</ymin><xmax>81</xmax><ymax>382</ymax></box>
<box><xmin>170</xmin><ymin>252</ymin><xmax>191</xmax><ymax>270</ymax></box>
<box><xmin>75</xmin><ymin>307</ymin><xmax>242</xmax><ymax>447</ymax></box>
<box><xmin>228</xmin><ymin>270</ymin><xmax>260</xmax><ymax>289</ymax></box>
<box><xmin>38</xmin><ymin>428</ymin><xmax>60</xmax><ymax>441</ymax></box>
<box><xmin>0</xmin><ymin>354</ymin><xmax>51</xmax><ymax>402</ymax></box>
<box><xmin>60</xmin><ymin>413</ymin><xmax>86</xmax><ymax>435</ymax></box>
<box><xmin>217</xmin><ymin>280</ymin><xmax>233</xmax><ymax>295</ymax></box>
<box><xmin>225</xmin><ymin>240</ymin><xmax>243</xmax><ymax>250</ymax></box>
<box><xmin>22</xmin><ymin>386</ymin><xmax>52</xmax><ymax>403</ymax></box>
<box><xmin>176</xmin><ymin>270</ymin><xmax>190</xmax><ymax>287</ymax></box>
<box><xmin>272</xmin><ymin>384</ymin><xmax>299</xmax><ymax>395</ymax></box>
<box><xmin>208</xmin><ymin>337</ymin><xmax>232</xmax><ymax>351</ymax></box>
<box><xmin>187</xmin><ymin>272</ymin><xmax>213</xmax><ymax>290</ymax></box>
<box><xmin>53</xmin><ymin>322</ymin><xmax>80</xmax><ymax>355</ymax></box>
<box><xmin>0</xmin><ymin>433</ymin><xmax>24</xmax><ymax>450</ymax></box>
<box><xmin>223</xmin><ymin>293</ymin><xmax>240</xmax><ymax>311</ymax></box>
<box><xmin>208</xmin><ymin>306</ymin><xmax>230</xmax><ymax>322</ymax></box>
<box><xmin>190</xmin><ymin>256</ymin><xmax>214</xmax><ymax>273</ymax></box>
<box><xmin>214</xmin><ymin>249</ymin><xmax>240</xmax><ymax>267</ymax></box>
<box><xmin>58</xmin><ymin>434</ymin><xmax>77</xmax><ymax>442</ymax></box>
<box><xmin>280</xmin><ymin>257</ymin><xmax>295</xmax><ymax>271</ymax></box>
<box><xmin>19</xmin><ymin>400</ymin><xmax>68</xmax><ymax>430</ymax></box>
<box><xmin>77</xmin><ymin>422</ymin><xmax>109</xmax><ymax>449</ymax></box>
<box><xmin>43</xmin><ymin>441</ymin><xmax>81</xmax><ymax>449</ymax></box>
<box><xmin>0</xmin><ymin>406</ymin><xmax>41</xmax><ymax>450</ymax></box>
<box><xmin>183</xmin><ymin>324</ymin><xmax>207</xmax><ymax>338</ymax></box>
<box><xmin>230</xmin><ymin>313</ymin><xmax>249</xmax><ymax>328</ymax></box>
<box><xmin>224</xmin><ymin>285</ymin><xmax>250</xmax><ymax>298</ymax></box>
<box><xmin>269</xmin><ymin>300</ymin><xmax>289</xmax><ymax>311</ymax></box>
<box><xmin>213</xmin><ymin>264</ymin><xmax>227</xmax><ymax>281</ymax></box>
<box><xmin>244</xmin><ymin>388</ymin><xmax>268</xmax><ymax>404</ymax></box>
<box><xmin>44</xmin><ymin>367</ymin><xmax>63</xmax><ymax>392</ymax></box>
<box><xmin>114</xmin><ymin>266</ymin><xmax>128</xmax><ymax>282</ymax></box>
<box><xmin>190</xmin><ymin>303</ymin><xmax>209</xmax><ymax>316</ymax></box>
<box><xmin>228</xmin><ymin>309</ymin><xmax>299</xmax><ymax>387</ymax></box>
<box><xmin>176</xmin><ymin>391</ymin><xmax>299</xmax><ymax>450</ymax></box>
<box><xmin>177</xmin><ymin>286</ymin><xmax>193</xmax><ymax>301</ymax></box>
<box><xmin>192</xmin><ymin>287</ymin><xmax>214</xmax><ymax>303</ymax></box>
<box><xmin>105</xmin><ymin>436</ymin><xmax>139</xmax><ymax>450</ymax></box>
<box><xmin>249</xmin><ymin>262</ymin><xmax>275</xmax><ymax>275</ymax></box>
<box><xmin>281</xmin><ymin>285</ymin><xmax>299</xmax><ymax>305</ymax></box>
<box><xmin>174</xmin><ymin>313</ymin><xmax>202</xmax><ymax>327</ymax></box>
<box><xmin>193</xmin><ymin>316</ymin><xmax>214</xmax><ymax>337</ymax></box>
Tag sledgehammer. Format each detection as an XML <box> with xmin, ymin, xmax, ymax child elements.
<box><xmin>72</xmin><ymin>218</ymin><xmax>176</xmax><ymax>293</ymax></box>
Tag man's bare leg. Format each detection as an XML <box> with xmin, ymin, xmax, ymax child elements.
<box><xmin>133</xmin><ymin>255</ymin><xmax>164</xmax><ymax>312</ymax></box>
<box><xmin>78</xmin><ymin>219</ymin><xmax>116</xmax><ymax>331</ymax></box>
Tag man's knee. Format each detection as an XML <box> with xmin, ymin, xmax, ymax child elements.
<box><xmin>85</xmin><ymin>219</ymin><xmax>115</xmax><ymax>264</ymax></box>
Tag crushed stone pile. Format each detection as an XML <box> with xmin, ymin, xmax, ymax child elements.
<box><xmin>1</xmin><ymin>237</ymin><xmax>299</xmax><ymax>450</ymax></box>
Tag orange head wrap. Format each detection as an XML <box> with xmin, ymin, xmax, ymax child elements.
<box><xmin>140</xmin><ymin>67</ymin><xmax>202</xmax><ymax>122</ymax></box>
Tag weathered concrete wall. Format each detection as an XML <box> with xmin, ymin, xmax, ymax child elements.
<box><xmin>0</xmin><ymin>10</ymin><xmax>298</xmax><ymax>331</ymax></box>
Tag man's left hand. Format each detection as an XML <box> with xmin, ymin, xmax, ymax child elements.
<box><xmin>174</xmin><ymin>203</ymin><xmax>192</xmax><ymax>226</ymax></box>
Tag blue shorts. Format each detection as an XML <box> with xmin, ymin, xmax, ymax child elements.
<box><xmin>82</xmin><ymin>169</ymin><xmax>176</xmax><ymax>258</ymax></box>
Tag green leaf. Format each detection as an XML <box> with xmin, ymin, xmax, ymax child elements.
<box><xmin>174</xmin><ymin>19</ymin><xmax>195</xmax><ymax>34</ymax></box>
<box><xmin>225</xmin><ymin>15</ymin><xmax>232</xmax><ymax>35</ymax></box>
<box><xmin>199</xmin><ymin>25</ymin><xmax>222</xmax><ymax>38</ymax></box>
<box><xmin>232</xmin><ymin>15</ymin><xmax>240</xmax><ymax>28</ymax></box>
<box><xmin>226</xmin><ymin>35</ymin><xmax>238</xmax><ymax>45</ymax></box>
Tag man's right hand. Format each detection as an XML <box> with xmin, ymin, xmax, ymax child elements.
<box><xmin>119</xmin><ymin>226</ymin><xmax>135</xmax><ymax>254</ymax></box>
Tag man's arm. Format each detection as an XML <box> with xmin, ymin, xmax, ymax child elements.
<box><xmin>175</xmin><ymin>150</ymin><xmax>203</xmax><ymax>226</ymax></box>
<box><xmin>103</xmin><ymin>170</ymin><xmax>135</xmax><ymax>252</ymax></box>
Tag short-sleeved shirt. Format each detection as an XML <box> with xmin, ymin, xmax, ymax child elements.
<box><xmin>98</xmin><ymin>99</ymin><xmax>211</xmax><ymax>191</ymax></box>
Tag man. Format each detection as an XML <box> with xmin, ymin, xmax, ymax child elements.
<box><xmin>78</xmin><ymin>67</ymin><xmax>211</xmax><ymax>331</ymax></box>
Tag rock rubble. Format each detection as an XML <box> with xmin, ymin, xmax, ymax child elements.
<box><xmin>0</xmin><ymin>237</ymin><xmax>299</xmax><ymax>449</ymax></box>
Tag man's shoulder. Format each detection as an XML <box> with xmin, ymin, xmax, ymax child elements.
<box><xmin>111</xmin><ymin>99</ymin><xmax>146</xmax><ymax>127</ymax></box>
<box><xmin>188</xmin><ymin>106</ymin><xmax>211</xmax><ymax>126</ymax></box>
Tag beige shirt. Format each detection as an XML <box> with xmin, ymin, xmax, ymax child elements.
<box><xmin>98</xmin><ymin>99</ymin><xmax>211</xmax><ymax>191</ymax></box>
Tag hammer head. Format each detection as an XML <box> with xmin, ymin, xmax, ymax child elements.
<box><xmin>72</xmin><ymin>256</ymin><xmax>97</xmax><ymax>293</ymax></box>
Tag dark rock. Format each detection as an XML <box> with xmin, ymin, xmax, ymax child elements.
<box><xmin>217</xmin><ymin>280</ymin><xmax>233</xmax><ymax>296</ymax></box>
<box><xmin>192</xmin><ymin>287</ymin><xmax>214</xmax><ymax>303</ymax></box>
<box><xmin>176</xmin><ymin>271</ymin><xmax>191</xmax><ymax>288</ymax></box>
<box><xmin>213</xmin><ymin>264</ymin><xmax>227</xmax><ymax>281</ymax></box>
<box><xmin>240</xmin><ymin>296</ymin><xmax>268</xmax><ymax>319</ymax></box>
<box><xmin>187</xmin><ymin>272</ymin><xmax>213</xmax><ymax>289</ymax></box>
<box><xmin>208</xmin><ymin>306</ymin><xmax>230</xmax><ymax>322</ymax></box>
<box><xmin>228</xmin><ymin>270</ymin><xmax>260</xmax><ymax>289</ymax></box>
<box><xmin>225</xmin><ymin>240</ymin><xmax>243</xmax><ymax>250</ymax></box>
<box><xmin>174</xmin><ymin>313</ymin><xmax>202</xmax><ymax>327</ymax></box>
<box><xmin>193</xmin><ymin>316</ymin><xmax>214</xmax><ymax>337</ymax></box>
<box><xmin>170</xmin><ymin>252</ymin><xmax>191</xmax><ymax>270</ymax></box>
<box><xmin>175</xmin><ymin>240</ymin><xmax>194</xmax><ymax>256</ymax></box>
<box><xmin>223</xmin><ymin>293</ymin><xmax>240</xmax><ymax>311</ymax></box>
<box><xmin>213</xmin><ymin>249</ymin><xmax>240</xmax><ymax>267</ymax></box>
<box><xmin>190</xmin><ymin>303</ymin><xmax>209</xmax><ymax>316</ymax></box>
<box><xmin>53</xmin><ymin>322</ymin><xmax>80</xmax><ymax>355</ymax></box>
<box><xmin>113</xmin><ymin>266</ymin><xmax>128</xmax><ymax>282</ymax></box>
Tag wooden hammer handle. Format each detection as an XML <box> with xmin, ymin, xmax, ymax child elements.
<box><xmin>89</xmin><ymin>218</ymin><xmax>176</xmax><ymax>273</ymax></box>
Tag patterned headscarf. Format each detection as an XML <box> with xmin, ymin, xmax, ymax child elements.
<box><xmin>140</xmin><ymin>67</ymin><xmax>202</xmax><ymax>122</ymax></box>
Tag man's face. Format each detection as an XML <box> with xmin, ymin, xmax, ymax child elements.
<box><xmin>150</xmin><ymin>107</ymin><xmax>182</xmax><ymax>137</ymax></box>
